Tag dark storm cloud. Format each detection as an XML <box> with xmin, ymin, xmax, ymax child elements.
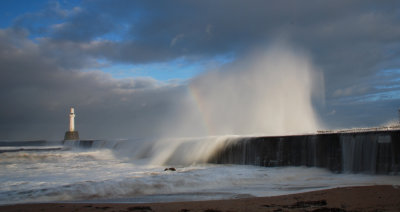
<box><xmin>0</xmin><ymin>29</ymin><xmax>186</xmax><ymax>139</ymax></box>
<box><xmin>51</xmin><ymin>10</ymin><xmax>117</xmax><ymax>42</ymax></box>
<box><xmin>12</xmin><ymin>1</ymin><xmax>68</xmax><ymax>36</ymax></box>
<box><xmin>41</xmin><ymin>0</ymin><xmax>400</xmax><ymax>90</ymax></box>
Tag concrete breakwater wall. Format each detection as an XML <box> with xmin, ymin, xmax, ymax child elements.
<box><xmin>208</xmin><ymin>130</ymin><xmax>400</xmax><ymax>174</ymax></box>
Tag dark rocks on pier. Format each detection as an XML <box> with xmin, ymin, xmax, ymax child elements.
<box><xmin>64</xmin><ymin>131</ymin><xmax>79</xmax><ymax>141</ymax></box>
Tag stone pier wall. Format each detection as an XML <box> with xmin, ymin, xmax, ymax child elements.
<box><xmin>208</xmin><ymin>130</ymin><xmax>400</xmax><ymax>174</ymax></box>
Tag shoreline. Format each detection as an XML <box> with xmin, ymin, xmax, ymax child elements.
<box><xmin>1</xmin><ymin>185</ymin><xmax>400</xmax><ymax>211</ymax></box>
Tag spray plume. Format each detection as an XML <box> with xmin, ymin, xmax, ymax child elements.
<box><xmin>167</xmin><ymin>43</ymin><xmax>324</xmax><ymax>138</ymax></box>
<box><xmin>120</xmin><ymin>43</ymin><xmax>325</xmax><ymax>166</ymax></box>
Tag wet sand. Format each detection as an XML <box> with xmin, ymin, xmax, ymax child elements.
<box><xmin>1</xmin><ymin>185</ymin><xmax>400</xmax><ymax>212</ymax></box>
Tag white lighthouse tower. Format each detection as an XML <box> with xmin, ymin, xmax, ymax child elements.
<box><xmin>69</xmin><ymin>107</ymin><xmax>75</xmax><ymax>132</ymax></box>
<box><xmin>64</xmin><ymin>107</ymin><xmax>79</xmax><ymax>141</ymax></box>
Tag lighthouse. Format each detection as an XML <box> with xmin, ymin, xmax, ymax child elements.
<box><xmin>64</xmin><ymin>107</ymin><xmax>80</xmax><ymax>141</ymax></box>
<box><xmin>69</xmin><ymin>107</ymin><xmax>75</xmax><ymax>132</ymax></box>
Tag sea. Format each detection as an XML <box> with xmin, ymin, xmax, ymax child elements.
<box><xmin>1</xmin><ymin>136</ymin><xmax>399</xmax><ymax>205</ymax></box>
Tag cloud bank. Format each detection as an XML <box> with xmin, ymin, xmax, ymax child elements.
<box><xmin>1</xmin><ymin>1</ymin><xmax>400</xmax><ymax>139</ymax></box>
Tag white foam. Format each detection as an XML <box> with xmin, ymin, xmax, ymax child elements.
<box><xmin>1</xmin><ymin>148</ymin><xmax>399</xmax><ymax>205</ymax></box>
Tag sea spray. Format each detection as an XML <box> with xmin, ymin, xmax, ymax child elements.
<box><xmin>148</xmin><ymin>136</ymin><xmax>242</xmax><ymax>165</ymax></box>
<box><xmin>107</xmin><ymin>44</ymin><xmax>326</xmax><ymax>167</ymax></box>
<box><xmin>162</xmin><ymin>43</ymin><xmax>324</xmax><ymax>139</ymax></box>
<box><xmin>109</xmin><ymin>136</ymin><xmax>243</xmax><ymax>166</ymax></box>
<box><xmin>62</xmin><ymin>136</ymin><xmax>244</xmax><ymax>166</ymax></box>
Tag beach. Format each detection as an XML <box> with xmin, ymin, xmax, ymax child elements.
<box><xmin>1</xmin><ymin>185</ymin><xmax>399</xmax><ymax>212</ymax></box>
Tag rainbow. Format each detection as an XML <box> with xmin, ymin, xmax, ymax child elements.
<box><xmin>188</xmin><ymin>84</ymin><xmax>215</xmax><ymax>135</ymax></box>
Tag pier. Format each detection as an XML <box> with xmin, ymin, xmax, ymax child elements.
<box><xmin>209</xmin><ymin>129</ymin><xmax>400</xmax><ymax>174</ymax></box>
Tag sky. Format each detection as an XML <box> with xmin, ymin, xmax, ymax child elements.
<box><xmin>1</xmin><ymin>0</ymin><xmax>400</xmax><ymax>140</ymax></box>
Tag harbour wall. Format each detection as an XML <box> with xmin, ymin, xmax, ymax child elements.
<box><xmin>208</xmin><ymin>130</ymin><xmax>400</xmax><ymax>174</ymax></box>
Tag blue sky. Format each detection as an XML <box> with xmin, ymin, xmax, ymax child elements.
<box><xmin>0</xmin><ymin>0</ymin><xmax>48</xmax><ymax>27</ymax></box>
<box><xmin>0</xmin><ymin>0</ymin><xmax>234</xmax><ymax>81</ymax></box>
<box><xmin>99</xmin><ymin>54</ymin><xmax>235</xmax><ymax>81</ymax></box>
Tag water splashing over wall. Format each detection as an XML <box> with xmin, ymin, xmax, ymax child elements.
<box><xmin>167</xmin><ymin>43</ymin><xmax>324</xmax><ymax>138</ymax></box>
<box><xmin>103</xmin><ymin>43</ymin><xmax>326</xmax><ymax>166</ymax></box>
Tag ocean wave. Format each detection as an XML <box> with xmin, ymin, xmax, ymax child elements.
<box><xmin>1</xmin><ymin>165</ymin><xmax>399</xmax><ymax>205</ymax></box>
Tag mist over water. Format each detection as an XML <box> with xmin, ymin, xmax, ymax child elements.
<box><xmin>166</xmin><ymin>44</ymin><xmax>324</xmax><ymax>138</ymax></box>
<box><xmin>108</xmin><ymin>136</ymin><xmax>241</xmax><ymax>166</ymax></box>
<box><xmin>105</xmin><ymin>44</ymin><xmax>326</xmax><ymax>167</ymax></box>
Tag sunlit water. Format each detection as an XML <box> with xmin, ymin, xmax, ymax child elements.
<box><xmin>1</xmin><ymin>140</ymin><xmax>399</xmax><ymax>205</ymax></box>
